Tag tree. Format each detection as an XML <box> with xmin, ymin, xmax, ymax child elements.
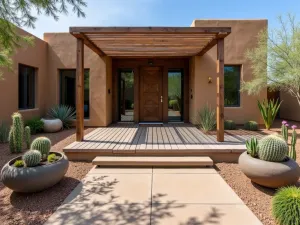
<box><xmin>0</xmin><ymin>0</ymin><xmax>87</xmax><ymax>79</ymax></box>
<box><xmin>242</xmin><ymin>14</ymin><xmax>300</xmax><ymax>106</ymax></box>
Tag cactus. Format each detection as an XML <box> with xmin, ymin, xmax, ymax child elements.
<box><xmin>281</xmin><ymin>123</ymin><xmax>288</xmax><ymax>142</ymax></box>
<box><xmin>244</xmin><ymin>121</ymin><xmax>258</xmax><ymax>131</ymax></box>
<box><xmin>288</xmin><ymin>129</ymin><xmax>297</xmax><ymax>160</ymax></box>
<box><xmin>246</xmin><ymin>137</ymin><xmax>258</xmax><ymax>157</ymax></box>
<box><xmin>30</xmin><ymin>137</ymin><xmax>51</xmax><ymax>160</ymax></box>
<box><xmin>24</xmin><ymin>126</ymin><xmax>31</xmax><ymax>149</ymax></box>
<box><xmin>8</xmin><ymin>126</ymin><xmax>15</xmax><ymax>153</ymax></box>
<box><xmin>224</xmin><ymin>120</ymin><xmax>236</xmax><ymax>130</ymax></box>
<box><xmin>258</xmin><ymin>134</ymin><xmax>288</xmax><ymax>162</ymax></box>
<box><xmin>12</xmin><ymin>113</ymin><xmax>24</xmax><ymax>153</ymax></box>
<box><xmin>22</xmin><ymin>150</ymin><xmax>41</xmax><ymax>167</ymax></box>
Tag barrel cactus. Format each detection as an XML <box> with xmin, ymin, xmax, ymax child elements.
<box><xmin>24</xmin><ymin>126</ymin><xmax>31</xmax><ymax>149</ymax></box>
<box><xmin>244</xmin><ymin>121</ymin><xmax>258</xmax><ymax>131</ymax></box>
<box><xmin>258</xmin><ymin>134</ymin><xmax>288</xmax><ymax>162</ymax></box>
<box><xmin>12</xmin><ymin>113</ymin><xmax>24</xmax><ymax>153</ymax></box>
<box><xmin>31</xmin><ymin>137</ymin><xmax>51</xmax><ymax>160</ymax></box>
<box><xmin>224</xmin><ymin>120</ymin><xmax>236</xmax><ymax>130</ymax></box>
<box><xmin>22</xmin><ymin>150</ymin><xmax>41</xmax><ymax>167</ymax></box>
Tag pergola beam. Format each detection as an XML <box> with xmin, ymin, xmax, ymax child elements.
<box><xmin>72</xmin><ymin>32</ymin><xmax>105</xmax><ymax>56</ymax></box>
<box><xmin>76</xmin><ymin>38</ymin><xmax>84</xmax><ymax>141</ymax></box>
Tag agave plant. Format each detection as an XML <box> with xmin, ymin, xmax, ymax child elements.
<box><xmin>195</xmin><ymin>104</ymin><xmax>216</xmax><ymax>133</ymax></box>
<box><xmin>257</xmin><ymin>99</ymin><xmax>282</xmax><ymax>130</ymax></box>
<box><xmin>47</xmin><ymin>105</ymin><xmax>76</xmax><ymax>129</ymax></box>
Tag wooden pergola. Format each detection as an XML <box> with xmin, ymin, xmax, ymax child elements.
<box><xmin>70</xmin><ymin>26</ymin><xmax>231</xmax><ymax>142</ymax></box>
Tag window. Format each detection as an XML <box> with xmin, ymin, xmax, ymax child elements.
<box><xmin>19</xmin><ymin>64</ymin><xmax>36</xmax><ymax>109</ymax></box>
<box><xmin>60</xmin><ymin>69</ymin><xmax>90</xmax><ymax>118</ymax></box>
<box><xmin>168</xmin><ymin>70</ymin><xmax>184</xmax><ymax>122</ymax></box>
<box><xmin>118</xmin><ymin>69</ymin><xmax>134</xmax><ymax>122</ymax></box>
<box><xmin>224</xmin><ymin>65</ymin><xmax>241</xmax><ymax>107</ymax></box>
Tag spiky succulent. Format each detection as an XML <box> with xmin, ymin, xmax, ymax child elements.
<box><xmin>30</xmin><ymin>137</ymin><xmax>51</xmax><ymax>160</ymax></box>
<box><xmin>272</xmin><ymin>187</ymin><xmax>300</xmax><ymax>225</ymax></box>
<box><xmin>246</xmin><ymin>137</ymin><xmax>258</xmax><ymax>157</ymax></box>
<box><xmin>8</xmin><ymin>126</ymin><xmax>15</xmax><ymax>153</ymax></box>
<box><xmin>244</xmin><ymin>121</ymin><xmax>258</xmax><ymax>131</ymax></box>
<box><xmin>22</xmin><ymin>150</ymin><xmax>41</xmax><ymax>167</ymax></box>
<box><xmin>12</xmin><ymin>112</ymin><xmax>24</xmax><ymax>153</ymax></box>
<box><xmin>224</xmin><ymin>120</ymin><xmax>236</xmax><ymax>130</ymax></box>
<box><xmin>258</xmin><ymin>134</ymin><xmax>288</xmax><ymax>162</ymax></box>
<box><xmin>24</xmin><ymin>126</ymin><xmax>31</xmax><ymax>149</ymax></box>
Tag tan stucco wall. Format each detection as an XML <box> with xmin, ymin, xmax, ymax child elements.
<box><xmin>44</xmin><ymin>33</ymin><xmax>112</xmax><ymax>126</ymax></box>
<box><xmin>0</xmin><ymin>28</ymin><xmax>48</xmax><ymax>123</ymax></box>
<box><xmin>280</xmin><ymin>91</ymin><xmax>300</xmax><ymax>121</ymax></box>
<box><xmin>190</xmin><ymin>20</ymin><xmax>268</xmax><ymax>125</ymax></box>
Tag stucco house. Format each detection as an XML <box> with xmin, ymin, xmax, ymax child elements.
<box><xmin>0</xmin><ymin>19</ymin><xmax>268</xmax><ymax>144</ymax></box>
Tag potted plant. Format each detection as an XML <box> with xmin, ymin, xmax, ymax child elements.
<box><xmin>239</xmin><ymin>132</ymin><xmax>300</xmax><ymax>188</ymax></box>
<box><xmin>1</xmin><ymin>137</ymin><xmax>69</xmax><ymax>193</ymax></box>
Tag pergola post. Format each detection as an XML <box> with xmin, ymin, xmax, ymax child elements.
<box><xmin>76</xmin><ymin>38</ymin><xmax>84</xmax><ymax>141</ymax></box>
<box><xmin>216</xmin><ymin>38</ymin><xmax>224</xmax><ymax>142</ymax></box>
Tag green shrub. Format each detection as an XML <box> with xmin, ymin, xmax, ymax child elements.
<box><xmin>13</xmin><ymin>160</ymin><xmax>24</xmax><ymax>168</ymax></box>
<box><xmin>12</xmin><ymin>113</ymin><xmax>24</xmax><ymax>153</ymax></box>
<box><xmin>258</xmin><ymin>134</ymin><xmax>288</xmax><ymax>162</ymax></box>
<box><xmin>258</xmin><ymin>99</ymin><xmax>281</xmax><ymax>130</ymax></box>
<box><xmin>195</xmin><ymin>104</ymin><xmax>216</xmax><ymax>133</ymax></box>
<box><xmin>246</xmin><ymin>137</ymin><xmax>258</xmax><ymax>157</ymax></box>
<box><xmin>224</xmin><ymin>120</ymin><xmax>236</xmax><ymax>130</ymax></box>
<box><xmin>169</xmin><ymin>99</ymin><xmax>179</xmax><ymax>110</ymax></box>
<box><xmin>0</xmin><ymin>122</ymin><xmax>9</xmax><ymax>143</ymax></box>
<box><xmin>244</xmin><ymin>121</ymin><xmax>258</xmax><ymax>131</ymax></box>
<box><xmin>47</xmin><ymin>105</ymin><xmax>75</xmax><ymax>129</ymax></box>
<box><xmin>24</xmin><ymin>126</ymin><xmax>31</xmax><ymax>149</ymax></box>
<box><xmin>25</xmin><ymin>117</ymin><xmax>44</xmax><ymax>134</ymax></box>
<box><xmin>31</xmin><ymin>137</ymin><xmax>51</xmax><ymax>160</ymax></box>
<box><xmin>23</xmin><ymin>150</ymin><xmax>41</xmax><ymax>167</ymax></box>
<box><xmin>47</xmin><ymin>153</ymin><xmax>59</xmax><ymax>163</ymax></box>
<box><xmin>272</xmin><ymin>186</ymin><xmax>300</xmax><ymax>225</ymax></box>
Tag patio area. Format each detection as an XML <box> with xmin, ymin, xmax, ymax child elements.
<box><xmin>64</xmin><ymin>123</ymin><xmax>265</xmax><ymax>162</ymax></box>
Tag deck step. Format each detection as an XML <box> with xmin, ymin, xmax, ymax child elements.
<box><xmin>92</xmin><ymin>156</ymin><xmax>213</xmax><ymax>167</ymax></box>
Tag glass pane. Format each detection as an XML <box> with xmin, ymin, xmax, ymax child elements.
<box><xmin>19</xmin><ymin>64</ymin><xmax>35</xmax><ymax>109</ymax></box>
<box><xmin>168</xmin><ymin>70</ymin><xmax>183</xmax><ymax>122</ymax></box>
<box><xmin>119</xmin><ymin>70</ymin><xmax>134</xmax><ymax>122</ymax></box>
<box><xmin>224</xmin><ymin>66</ymin><xmax>240</xmax><ymax>107</ymax></box>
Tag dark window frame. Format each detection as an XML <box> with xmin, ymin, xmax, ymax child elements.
<box><xmin>59</xmin><ymin>69</ymin><xmax>90</xmax><ymax>119</ymax></box>
<box><xmin>224</xmin><ymin>65</ymin><xmax>241</xmax><ymax>107</ymax></box>
<box><xmin>18</xmin><ymin>64</ymin><xmax>36</xmax><ymax>110</ymax></box>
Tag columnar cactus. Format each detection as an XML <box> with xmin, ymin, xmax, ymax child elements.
<box><xmin>8</xmin><ymin>126</ymin><xmax>15</xmax><ymax>153</ymax></box>
<box><xmin>24</xmin><ymin>126</ymin><xmax>31</xmax><ymax>149</ymax></box>
<box><xmin>12</xmin><ymin>113</ymin><xmax>24</xmax><ymax>153</ymax></box>
<box><xmin>244</xmin><ymin>121</ymin><xmax>258</xmax><ymax>131</ymax></box>
<box><xmin>258</xmin><ymin>134</ymin><xmax>288</xmax><ymax>162</ymax></box>
<box><xmin>30</xmin><ymin>137</ymin><xmax>51</xmax><ymax>160</ymax></box>
<box><xmin>288</xmin><ymin>126</ymin><xmax>297</xmax><ymax>160</ymax></box>
<box><xmin>224</xmin><ymin>120</ymin><xmax>236</xmax><ymax>130</ymax></box>
<box><xmin>23</xmin><ymin>150</ymin><xmax>41</xmax><ymax>167</ymax></box>
<box><xmin>246</xmin><ymin>137</ymin><xmax>258</xmax><ymax>157</ymax></box>
<box><xmin>281</xmin><ymin>121</ymin><xmax>288</xmax><ymax>142</ymax></box>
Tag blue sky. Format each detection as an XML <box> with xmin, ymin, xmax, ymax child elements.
<box><xmin>23</xmin><ymin>0</ymin><xmax>300</xmax><ymax>38</ymax></box>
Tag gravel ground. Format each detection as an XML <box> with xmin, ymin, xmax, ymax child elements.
<box><xmin>216</xmin><ymin>120</ymin><xmax>300</xmax><ymax>225</ymax></box>
<box><xmin>0</xmin><ymin>128</ymin><xmax>95</xmax><ymax>225</ymax></box>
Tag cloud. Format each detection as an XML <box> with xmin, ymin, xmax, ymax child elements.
<box><xmin>22</xmin><ymin>0</ymin><xmax>157</xmax><ymax>38</ymax></box>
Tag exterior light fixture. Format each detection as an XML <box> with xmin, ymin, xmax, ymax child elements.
<box><xmin>208</xmin><ymin>76</ymin><xmax>212</xmax><ymax>83</ymax></box>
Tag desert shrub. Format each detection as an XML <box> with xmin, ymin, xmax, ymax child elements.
<box><xmin>272</xmin><ymin>186</ymin><xmax>300</xmax><ymax>225</ymax></box>
<box><xmin>195</xmin><ymin>104</ymin><xmax>216</xmax><ymax>133</ymax></box>
<box><xmin>25</xmin><ymin>117</ymin><xmax>44</xmax><ymax>134</ymax></box>
<box><xmin>0</xmin><ymin>122</ymin><xmax>9</xmax><ymax>143</ymax></box>
<box><xmin>23</xmin><ymin>150</ymin><xmax>41</xmax><ymax>167</ymax></box>
<box><xmin>244</xmin><ymin>121</ymin><xmax>258</xmax><ymax>131</ymax></box>
<box><xmin>169</xmin><ymin>99</ymin><xmax>179</xmax><ymax>110</ymax></box>
<box><xmin>31</xmin><ymin>137</ymin><xmax>51</xmax><ymax>160</ymax></box>
<box><xmin>224</xmin><ymin>120</ymin><xmax>236</xmax><ymax>130</ymax></box>
<box><xmin>48</xmin><ymin>153</ymin><xmax>59</xmax><ymax>163</ymax></box>
<box><xmin>47</xmin><ymin>105</ymin><xmax>75</xmax><ymax>129</ymax></box>
<box><xmin>258</xmin><ymin>99</ymin><xmax>281</xmax><ymax>130</ymax></box>
<box><xmin>13</xmin><ymin>160</ymin><xmax>24</xmax><ymax>167</ymax></box>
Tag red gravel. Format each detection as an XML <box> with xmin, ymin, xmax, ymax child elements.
<box><xmin>0</xmin><ymin>128</ymin><xmax>95</xmax><ymax>225</ymax></box>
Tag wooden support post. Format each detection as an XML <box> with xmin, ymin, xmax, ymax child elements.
<box><xmin>76</xmin><ymin>38</ymin><xmax>84</xmax><ymax>141</ymax></box>
<box><xmin>216</xmin><ymin>38</ymin><xmax>224</xmax><ymax>142</ymax></box>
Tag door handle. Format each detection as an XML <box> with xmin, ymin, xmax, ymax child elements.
<box><xmin>161</xmin><ymin>96</ymin><xmax>163</xmax><ymax>103</ymax></box>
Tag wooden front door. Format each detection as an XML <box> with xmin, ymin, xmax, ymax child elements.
<box><xmin>140</xmin><ymin>67</ymin><xmax>163</xmax><ymax>122</ymax></box>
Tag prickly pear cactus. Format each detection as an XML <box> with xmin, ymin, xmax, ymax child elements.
<box><xmin>24</xmin><ymin>126</ymin><xmax>31</xmax><ymax>149</ymax></box>
<box><xmin>22</xmin><ymin>150</ymin><xmax>41</xmax><ymax>167</ymax></box>
<box><xmin>12</xmin><ymin>113</ymin><xmax>24</xmax><ymax>153</ymax></box>
<box><xmin>258</xmin><ymin>134</ymin><xmax>288</xmax><ymax>162</ymax></box>
<box><xmin>30</xmin><ymin>137</ymin><xmax>51</xmax><ymax>160</ymax></box>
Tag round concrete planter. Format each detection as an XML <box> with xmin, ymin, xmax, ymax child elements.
<box><xmin>239</xmin><ymin>152</ymin><xmax>300</xmax><ymax>188</ymax></box>
<box><xmin>41</xmin><ymin>118</ymin><xmax>63</xmax><ymax>133</ymax></box>
<box><xmin>0</xmin><ymin>152</ymin><xmax>69</xmax><ymax>193</ymax></box>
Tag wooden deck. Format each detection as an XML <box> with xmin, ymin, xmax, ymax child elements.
<box><xmin>64</xmin><ymin>123</ymin><xmax>264</xmax><ymax>162</ymax></box>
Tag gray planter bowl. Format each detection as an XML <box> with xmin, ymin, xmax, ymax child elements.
<box><xmin>239</xmin><ymin>151</ymin><xmax>300</xmax><ymax>188</ymax></box>
<box><xmin>1</xmin><ymin>152</ymin><xmax>69</xmax><ymax>193</ymax></box>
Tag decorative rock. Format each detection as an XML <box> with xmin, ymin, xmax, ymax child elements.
<box><xmin>41</xmin><ymin>118</ymin><xmax>62</xmax><ymax>133</ymax></box>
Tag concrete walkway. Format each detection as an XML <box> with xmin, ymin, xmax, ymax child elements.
<box><xmin>45</xmin><ymin>167</ymin><xmax>262</xmax><ymax>225</ymax></box>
